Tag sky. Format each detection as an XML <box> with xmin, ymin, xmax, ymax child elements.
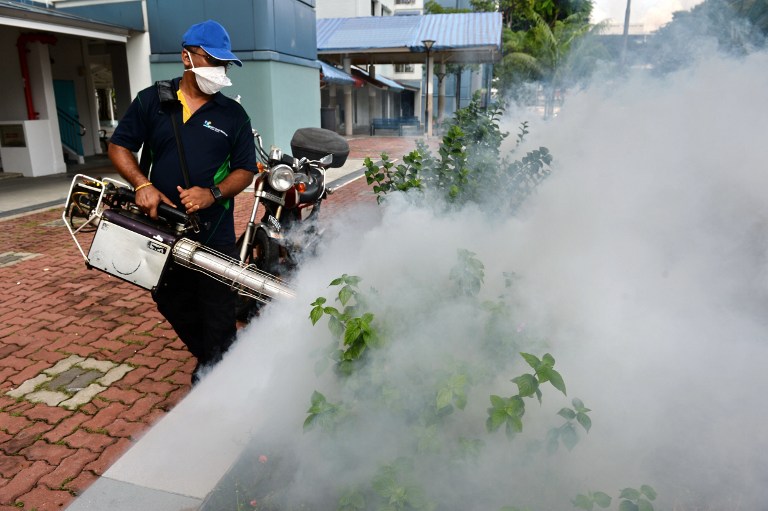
<box><xmin>592</xmin><ymin>0</ymin><xmax>706</xmax><ymax>31</ymax></box>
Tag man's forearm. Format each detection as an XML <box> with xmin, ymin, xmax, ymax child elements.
<box><xmin>108</xmin><ymin>144</ymin><xmax>149</xmax><ymax>188</ymax></box>
<box><xmin>217</xmin><ymin>169</ymin><xmax>255</xmax><ymax>198</ymax></box>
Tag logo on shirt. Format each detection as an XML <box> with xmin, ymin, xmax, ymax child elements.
<box><xmin>203</xmin><ymin>120</ymin><xmax>228</xmax><ymax>137</ymax></box>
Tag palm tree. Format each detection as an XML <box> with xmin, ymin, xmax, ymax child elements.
<box><xmin>500</xmin><ymin>12</ymin><xmax>605</xmax><ymax>117</ymax></box>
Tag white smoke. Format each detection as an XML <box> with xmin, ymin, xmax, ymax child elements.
<box><xmin>152</xmin><ymin>50</ymin><xmax>768</xmax><ymax>510</ymax></box>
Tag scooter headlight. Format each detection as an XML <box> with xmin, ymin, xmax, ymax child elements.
<box><xmin>268</xmin><ymin>164</ymin><xmax>295</xmax><ymax>192</ymax></box>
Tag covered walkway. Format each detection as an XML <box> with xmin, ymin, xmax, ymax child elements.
<box><xmin>317</xmin><ymin>12</ymin><xmax>502</xmax><ymax>137</ymax></box>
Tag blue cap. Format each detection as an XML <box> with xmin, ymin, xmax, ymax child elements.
<box><xmin>182</xmin><ymin>20</ymin><xmax>242</xmax><ymax>67</ymax></box>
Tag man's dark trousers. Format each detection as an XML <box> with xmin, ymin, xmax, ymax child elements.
<box><xmin>153</xmin><ymin>245</ymin><xmax>237</xmax><ymax>370</ymax></box>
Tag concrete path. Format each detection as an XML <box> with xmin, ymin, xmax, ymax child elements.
<box><xmin>0</xmin><ymin>135</ymin><xmax>430</xmax><ymax>511</ymax></box>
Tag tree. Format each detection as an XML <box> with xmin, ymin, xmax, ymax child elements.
<box><xmin>648</xmin><ymin>0</ymin><xmax>767</xmax><ymax>72</ymax></box>
<box><xmin>498</xmin><ymin>12</ymin><xmax>605</xmax><ymax>116</ymax></box>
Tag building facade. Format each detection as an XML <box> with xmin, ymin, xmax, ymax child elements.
<box><xmin>0</xmin><ymin>0</ymin><xmax>321</xmax><ymax>178</ymax></box>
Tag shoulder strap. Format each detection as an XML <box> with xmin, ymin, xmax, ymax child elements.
<box><xmin>155</xmin><ymin>80</ymin><xmax>201</xmax><ymax>233</ymax></box>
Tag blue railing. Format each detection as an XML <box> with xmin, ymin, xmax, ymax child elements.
<box><xmin>57</xmin><ymin>108</ymin><xmax>85</xmax><ymax>156</ymax></box>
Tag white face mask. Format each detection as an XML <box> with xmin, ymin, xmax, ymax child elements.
<box><xmin>185</xmin><ymin>50</ymin><xmax>232</xmax><ymax>95</ymax></box>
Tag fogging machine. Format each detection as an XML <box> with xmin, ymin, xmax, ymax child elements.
<box><xmin>63</xmin><ymin>174</ymin><xmax>294</xmax><ymax>302</ymax></box>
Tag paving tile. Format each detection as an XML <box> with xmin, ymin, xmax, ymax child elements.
<box><xmin>25</xmin><ymin>390</ymin><xmax>69</xmax><ymax>407</ymax></box>
<box><xmin>60</xmin><ymin>383</ymin><xmax>108</xmax><ymax>410</ymax></box>
<box><xmin>0</xmin><ymin>136</ymin><xmax>406</xmax><ymax>510</ymax></box>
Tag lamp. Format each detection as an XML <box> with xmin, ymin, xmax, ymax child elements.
<box><xmin>422</xmin><ymin>39</ymin><xmax>435</xmax><ymax>136</ymax></box>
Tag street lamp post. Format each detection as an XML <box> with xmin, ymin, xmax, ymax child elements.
<box><xmin>422</xmin><ymin>39</ymin><xmax>435</xmax><ymax>137</ymax></box>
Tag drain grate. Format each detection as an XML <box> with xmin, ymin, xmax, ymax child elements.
<box><xmin>0</xmin><ymin>252</ymin><xmax>41</xmax><ymax>268</ymax></box>
<box><xmin>6</xmin><ymin>355</ymin><xmax>133</xmax><ymax>409</ymax></box>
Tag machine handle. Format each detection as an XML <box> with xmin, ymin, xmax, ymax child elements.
<box><xmin>116</xmin><ymin>188</ymin><xmax>190</xmax><ymax>225</ymax></box>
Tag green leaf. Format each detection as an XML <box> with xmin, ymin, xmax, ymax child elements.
<box><xmin>558</xmin><ymin>407</ymin><xmax>576</xmax><ymax>420</ymax></box>
<box><xmin>436</xmin><ymin>388</ymin><xmax>453</xmax><ymax>410</ymax></box>
<box><xmin>343</xmin><ymin>321</ymin><xmax>362</xmax><ymax>347</ymax></box>
<box><xmin>454</xmin><ymin>392</ymin><xmax>467</xmax><ymax>410</ymax></box>
<box><xmin>512</xmin><ymin>373</ymin><xmax>538</xmax><ymax>397</ymax></box>
<box><xmin>507</xmin><ymin>396</ymin><xmax>525</xmax><ymax>417</ymax></box>
<box><xmin>311</xmin><ymin>297</ymin><xmax>326</xmax><ymax>306</ymax></box>
<box><xmin>548</xmin><ymin>369</ymin><xmax>567</xmax><ymax>395</ymax></box>
<box><xmin>542</xmin><ymin>353</ymin><xmax>555</xmax><ymax>367</ymax></box>
<box><xmin>619</xmin><ymin>489</ymin><xmax>641</xmax><ymax>501</ymax></box>
<box><xmin>572</xmin><ymin>494</ymin><xmax>593</xmax><ymax>510</ymax></box>
<box><xmin>338</xmin><ymin>285</ymin><xmax>354</xmax><ymax>306</ymax></box>
<box><xmin>487</xmin><ymin>408</ymin><xmax>507</xmax><ymax>432</ymax></box>
<box><xmin>519</xmin><ymin>352</ymin><xmax>540</xmax><ymax>369</ymax></box>
<box><xmin>309</xmin><ymin>306</ymin><xmax>324</xmax><ymax>325</ymax></box>
<box><xmin>328</xmin><ymin>315</ymin><xmax>345</xmax><ymax>338</ymax></box>
<box><xmin>490</xmin><ymin>395</ymin><xmax>506</xmax><ymax>409</ymax></box>
<box><xmin>572</xmin><ymin>397</ymin><xmax>586</xmax><ymax>411</ymax></box>
<box><xmin>593</xmin><ymin>492</ymin><xmax>612</xmax><ymax>508</ymax></box>
<box><xmin>329</xmin><ymin>277</ymin><xmax>344</xmax><ymax>286</ymax></box>
<box><xmin>310</xmin><ymin>390</ymin><xmax>325</xmax><ymax>407</ymax></box>
<box><xmin>618</xmin><ymin>501</ymin><xmax>639</xmax><ymax>511</ymax></box>
<box><xmin>577</xmin><ymin>412</ymin><xmax>592</xmax><ymax>433</ymax></box>
<box><xmin>637</xmin><ymin>499</ymin><xmax>654</xmax><ymax>511</ymax></box>
<box><xmin>640</xmin><ymin>486</ymin><xmax>657</xmax><ymax>501</ymax></box>
<box><xmin>561</xmin><ymin>423</ymin><xmax>578</xmax><ymax>451</ymax></box>
<box><xmin>506</xmin><ymin>415</ymin><xmax>523</xmax><ymax>437</ymax></box>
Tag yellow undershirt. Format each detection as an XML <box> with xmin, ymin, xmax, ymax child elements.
<box><xmin>177</xmin><ymin>89</ymin><xmax>191</xmax><ymax>123</ymax></box>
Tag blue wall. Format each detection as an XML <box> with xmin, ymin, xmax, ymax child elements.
<box><xmin>65</xmin><ymin>0</ymin><xmax>321</xmax><ymax>153</ymax></box>
<box><xmin>144</xmin><ymin>0</ymin><xmax>316</xmax><ymax>61</ymax></box>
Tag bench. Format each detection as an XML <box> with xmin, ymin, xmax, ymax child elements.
<box><xmin>370</xmin><ymin>117</ymin><xmax>422</xmax><ymax>136</ymax></box>
<box><xmin>370</xmin><ymin>118</ymin><xmax>401</xmax><ymax>135</ymax></box>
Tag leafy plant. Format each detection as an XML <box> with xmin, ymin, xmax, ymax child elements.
<box><xmin>303</xmin><ymin>390</ymin><xmax>343</xmax><ymax>433</ymax></box>
<box><xmin>449</xmin><ymin>248</ymin><xmax>485</xmax><ymax>297</ymax></box>
<box><xmin>364</xmin><ymin>151</ymin><xmax>424</xmax><ymax>204</ymax></box>
<box><xmin>573</xmin><ymin>486</ymin><xmax>657</xmax><ymax>511</ymax></box>
<box><xmin>364</xmin><ymin>95</ymin><xmax>554</xmax><ymax>213</ymax></box>
<box><xmin>617</xmin><ymin>485</ymin><xmax>657</xmax><ymax>511</ymax></box>
<box><xmin>309</xmin><ymin>274</ymin><xmax>380</xmax><ymax>376</ymax></box>
<box><xmin>486</xmin><ymin>352</ymin><xmax>574</xmax><ymax>440</ymax></box>
<box><xmin>371</xmin><ymin>458</ymin><xmax>434</xmax><ymax>511</ymax></box>
<box><xmin>301</xmin><ymin>263</ymin><xmax>603</xmax><ymax>510</ymax></box>
<box><xmin>572</xmin><ymin>490</ymin><xmax>612</xmax><ymax>510</ymax></box>
<box><xmin>545</xmin><ymin>397</ymin><xmax>593</xmax><ymax>452</ymax></box>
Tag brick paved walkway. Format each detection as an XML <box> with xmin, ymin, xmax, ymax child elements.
<box><xmin>0</xmin><ymin>136</ymin><xmax>427</xmax><ymax>511</ymax></box>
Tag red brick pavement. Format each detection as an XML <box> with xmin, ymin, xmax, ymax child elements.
<box><xmin>0</xmin><ymin>136</ymin><xmax>426</xmax><ymax>510</ymax></box>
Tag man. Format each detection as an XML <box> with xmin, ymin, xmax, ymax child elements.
<box><xmin>109</xmin><ymin>20</ymin><xmax>257</xmax><ymax>384</ymax></box>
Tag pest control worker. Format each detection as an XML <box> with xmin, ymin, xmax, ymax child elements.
<box><xmin>108</xmin><ymin>20</ymin><xmax>257</xmax><ymax>384</ymax></box>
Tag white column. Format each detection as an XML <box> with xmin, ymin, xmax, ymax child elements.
<box><xmin>27</xmin><ymin>41</ymin><xmax>66</xmax><ymax>174</ymax></box>
<box><xmin>126</xmin><ymin>0</ymin><xmax>152</xmax><ymax>99</ymax></box>
<box><xmin>82</xmin><ymin>38</ymin><xmax>100</xmax><ymax>155</ymax></box>
<box><xmin>437</xmin><ymin>62</ymin><xmax>446</xmax><ymax>128</ymax></box>
<box><xmin>426</xmin><ymin>55</ymin><xmax>434</xmax><ymax>137</ymax></box>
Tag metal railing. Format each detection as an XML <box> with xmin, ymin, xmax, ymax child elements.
<box><xmin>57</xmin><ymin>108</ymin><xmax>86</xmax><ymax>156</ymax></box>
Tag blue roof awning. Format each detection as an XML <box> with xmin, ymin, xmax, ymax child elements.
<box><xmin>317</xmin><ymin>12</ymin><xmax>502</xmax><ymax>65</ymax></box>
<box><xmin>319</xmin><ymin>61</ymin><xmax>357</xmax><ymax>86</ymax></box>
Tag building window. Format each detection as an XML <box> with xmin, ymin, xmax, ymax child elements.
<box><xmin>395</xmin><ymin>0</ymin><xmax>416</xmax><ymax>3</ymax></box>
<box><xmin>395</xmin><ymin>64</ymin><xmax>415</xmax><ymax>73</ymax></box>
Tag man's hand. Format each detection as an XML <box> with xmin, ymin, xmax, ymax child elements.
<box><xmin>136</xmin><ymin>185</ymin><xmax>175</xmax><ymax>220</ymax></box>
<box><xmin>177</xmin><ymin>185</ymin><xmax>215</xmax><ymax>215</ymax></box>
<box><xmin>108</xmin><ymin>143</ymin><xmax>175</xmax><ymax>220</ymax></box>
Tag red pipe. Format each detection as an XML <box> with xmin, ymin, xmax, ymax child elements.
<box><xmin>16</xmin><ymin>33</ymin><xmax>57</xmax><ymax>120</ymax></box>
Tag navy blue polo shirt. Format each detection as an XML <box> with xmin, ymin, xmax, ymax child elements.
<box><xmin>110</xmin><ymin>77</ymin><xmax>257</xmax><ymax>246</ymax></box>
